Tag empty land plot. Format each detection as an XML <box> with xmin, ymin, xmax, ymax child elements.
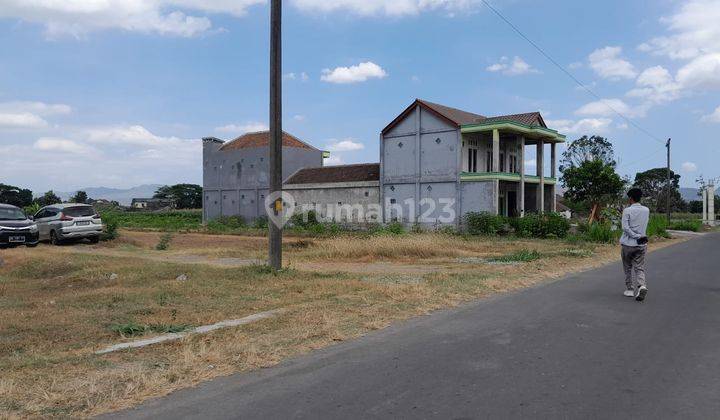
<box><xmin>0</xmin><ymin>231</ymin><xmax>682</xmax><ymax>417</ymax></box>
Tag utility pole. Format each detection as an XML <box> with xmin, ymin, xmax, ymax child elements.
<box><xmin>268</xmin><ymin>0</ymin><xmax>282</xmax><ymax>270</ymax></box>
<box><xmin>666</xmin><ymin>138</ymin><xmax>671</xmax><ymax>223</ymax></box>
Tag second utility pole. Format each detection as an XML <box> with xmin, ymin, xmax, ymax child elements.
<box><xmin>268</xmin><ymin>0</ymin><xmax>282</xmax><ymax>270</ymax></box>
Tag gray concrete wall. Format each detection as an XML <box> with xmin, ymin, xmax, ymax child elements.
<box><xmin>381</xmin><ymin>105</ymin><xmax>460</xmax><ymax>226</ymax></box>
<box><xmin>285</xmin><ymin>181</ymin><xmax>380</xmax><ymax>224</ymax></box>
<box><xmin>203</xmin><ymin>141</ymin><xmax>323</xmax><ymax>222</ymax></box>
<box><xmin>460</xmin><ymin>181</ymin><xmax>496</xmax><ymax>216</ymax></box>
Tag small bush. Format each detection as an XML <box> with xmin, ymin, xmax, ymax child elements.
<box><xmin>252</xmin><ymin>216</ymin><xmax>269</xmax><ymax>230</ymax></box>
<box><xmin>207</xmin><ymin>215</ymin><xmax>246</xmax><ymax>233</ymax></box>
<box><xmin>384</xmin><ymin>222</ymin><xmax>406</xmax><ymax>235</ymax></box>
<box><xmin>508</xmin><ymin>212</ymin><xmax>570</xmax><ymax>238</ymax></box>
<box><xmin>582</xmin><ymin>222</ymin><xmax>618</xmax><ymax>244</ymax></box>
<box><xmin>110</xmin><ymin>322</ymin><xmax>191</xmax><ymax>337</ymax></box>
<box><xmin>647</xmin><ymin>214</ymin><xmax>670</xmax><ymax>238</ymax></box>
<box><xmin>101</xmin><ymin>213</ymin><xmax>119</xmax><ymax>241</ymax></box>
<box><xmin>290</xmin><ymin>210</ymin><xmax>319</xmax><ymax>229</ymax></box>
<box><xmin>465</xmin><ymin>212</ymin><xmax>506</xmax><ymax>235</ymax></box>
<box><xmin>669</xmin><ymin>219</ymin><xmax>702</xmax><ymax>232</ymax></box>
<box><xmin>155</xmin><ymin>233</ymin><xmax>173</xmax><ymax>250</ymax></box>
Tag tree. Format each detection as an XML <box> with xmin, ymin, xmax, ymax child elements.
<box><xmin>154</xmin><ymin>184</ymin><xmax>202</xmax><ymax>209</ymax></box>
<box><xmin>35</xmin><ymin>190</ymin><xmax>62</xmax><ymax>207</ymax></box>
<box><xmin>633</xmin><ymin>168</ymin><xmax>683</xmax><ymax>213</ymax></box>
<box><xmin>559</xmin><ymin>135</ymin><xmax>616</xmax><ymax>172</ymax></box>
<box><xmin>70</xmin><ymin>190</ymin><xmax>89</xmax><ymax>204</ymax></box>
<box><xmin>560</xmin><ymin>136</ymin><xmax>625</xmax><ymax>222</ymax></box>
<box><xmin>0</xmin><ymin>184</ymin><xmax>34</xmax><ymax>207</ymax></box>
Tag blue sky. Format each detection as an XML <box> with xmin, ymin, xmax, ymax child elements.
<box><xmin>1</xmin><ymin>0</ymin><xmax>718</xmax><ymax>193</ymax></box>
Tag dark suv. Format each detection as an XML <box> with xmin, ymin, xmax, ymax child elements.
<box><xmin>0</xmin><ymin>203</ymin><xmax>39</xmax><ymax>248</ymax></box>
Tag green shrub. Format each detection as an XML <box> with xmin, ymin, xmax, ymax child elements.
<box><xmin>508</xmin><ymin>212</ymin><xmax>570</xmax><ymax>238</ymax></box>
<box><xmin>101</xmin><ymin>213</ymin><xmax>119</xmax><ymax>241</ymax></box>
<box><xmin>669</xmin><ymin>219</ymin><xmax>702</xmax><ymax>232</ymax></box>
<box><xmin>290</xmin><ymin>210</ymin><xmax>320</xmax><ymax>229</ymax></box>
<box><xmin>647</xmin><ymin>214</ymin><xmax>670</xmax><ymax>238</ymax></box>
<box><xmin>385</xmin><ymin>221</ymin><xmax>406</xmax><ymax>235</ymax></box>
<box><xmin>465</xmin><ymin>212</ymin><xmax>506</xmax><ymax>235</ymax></box>
<box><xmin>155</xmin><ymin>233</ymin><xmax>173</xmax><ymax>250</ymax></box>
<box><xmin>583</xmin><ymin>222</ymin><xmax>619</xmax><ymax>243</ymax></box>
<box><xmin>252</xmin><ymin>216</ymin><xmax>269</xmax><ymax>229</ymax></box>
<box><xmin>99</xmin><ymin>209</ymin><xmax>202</xmax><ymax>231</ymax></box>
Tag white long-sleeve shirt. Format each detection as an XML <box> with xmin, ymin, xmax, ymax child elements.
<box><xmin>620</xmin><ymin>203</ymin><xmax>650</xmax><ymax>247</ymax></box>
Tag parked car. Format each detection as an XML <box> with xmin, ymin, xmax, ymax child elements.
<box><xmin>34</xmin><ymin>203</ymin><xmax>103</xmax><ymax>245</ymax></box>
<box><xmin>0</xmin><ymin>203</ymin><xmax>39</xmax><ymax>248</ymax></box>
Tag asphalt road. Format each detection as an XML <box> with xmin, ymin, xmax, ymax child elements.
<box><xmin>108</xmin><ymin>233</ymin><xmax>720</xmax><ymax>419</ymax></box>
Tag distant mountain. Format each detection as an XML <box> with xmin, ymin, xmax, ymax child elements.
<box><xmin>58</xmin><ymin>184</ymin><xmax>163</xmax><ymax>206</ymax></box>
<box><xmin>680</xmin><ymin>187</ymin><xmax>700</xmax><ymax>202</ymax></box>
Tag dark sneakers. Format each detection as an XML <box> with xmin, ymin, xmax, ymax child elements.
<box><xmin>636</xmin><ymin>286</ymin><xmax>648</xmax><ymax>302</ymax></box>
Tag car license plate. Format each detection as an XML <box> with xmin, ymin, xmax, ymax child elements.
<box><xmin>9</xmin><ymin>236</ymin><xmax>25</xmax><ymax>243</ymax></box>
<box><xmin>76</xmin><ymin>221</ymin><xmax>90</xmax><ymax>226</ymax></box>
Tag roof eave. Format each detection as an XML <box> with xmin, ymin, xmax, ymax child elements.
<box><xmin>461</xmin><ymin>121</ymin><xmax>566</xmax><ymax>143</ymax></box>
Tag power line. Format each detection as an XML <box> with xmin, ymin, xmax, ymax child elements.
<box><xmin>480</xmin><ymin>0</ymin><xmax>666</xmax><ymax>146</ymax></box>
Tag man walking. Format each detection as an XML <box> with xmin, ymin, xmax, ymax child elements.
<box><xmin>621</xmin><ymin>188</ymin><xmax>650</xmax><ymax>301</ymax></box>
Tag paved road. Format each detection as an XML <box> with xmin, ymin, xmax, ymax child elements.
<box><xmin>109</xmin><ymin>234</ymin><xmax>720</xmax><ymax>419</ymax></box>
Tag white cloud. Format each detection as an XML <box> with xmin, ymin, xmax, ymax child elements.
<box><xmin>325</xmin><ymin>139</ymin><xmax>364</xmax><ymax>152</ymax></box>
<box><xmin>575</xmin><ymin>98</ymin><xmax>642</xmax><ymax>118</ymax></box>
<box><xmin>627</xmin><ymin>65</ymin><xmax>682</xmax><ymax>104</ymax></box>
<box><xmin>321</xmin><ymin>62</ymin><xmax>387</xmax><ymax>84</ymax></box>
<box><xmin>214</xmin><ymin>122</ymin><xmax>268</xmax><ymax>135</ymax></box>
<box><xmin>0</xmin><ymin>100</ymin><xmax>73</xmax><ymax>129</ymax></box>
<box><xmin>0</xmin><ymin>0</ymin><xmax>265</xmax><ymax>38</ymax></box>
<box><xmin>568</xmin><ymin>61</ymin><xmax>583</xmax><ymax>70</ymax></box>
<box><xmin>293</xmin><ymin>115</ymin><xmax>306</xmax><ymax>122</ymax></box>
<box><xmin>638</xmin><ymin>0</ymin><xmax>720</xmax><ymax>60</ymax></box>
<box><xmin>486</xmin><ymin>56</ymin><xmax>539</xmax><ymax>76</ymax></box>
<box><xmin>588</xmin><ymin>46</ymin><xmax>637</xmax><ymax>80</ymax></box>
<box><xmin>33</xmin><ymin>137</ymin><xmax>93</xmax><ymax>154</ymax></box>
<box><xmin>676</xmin><ymin>53</ymin><xmax>720</xmax><ymax>91</ymax></box>
<box><xmin>323</xmin><ymin>154</ymin><xmax>345</xmax><ymax>166</ymax></box>
<box><xmin>0</xmin><ymin>101</ymin><xmax>72</xmax><ymax>116</ymax></box>
<box><xmin>546</xmin><ymin>118</ymin><xmax>613</xmax><ymax>135</ymax></box>
<box><xmin>701</xmin><ymin>106</ymin><xmax>720</xmax><ymax>123</ymax></box>
<box><xmin>681</xmin><ymin>161</ymin><xmax>698</xmax><ymax>173</ymax></box>
<box><xmin>411</xmin><ymin>75</ymin><xmax>421</xmax><ymax>82</ymax></box>
<box><xmin>0</xmin><ymin>112</ymin><xmax>48</xmax><ymax>129</ymax></box>
<box><xmin>291</xmin><ymin>0</ymin><xmax>480</xmax><ymax>16</ymax></box>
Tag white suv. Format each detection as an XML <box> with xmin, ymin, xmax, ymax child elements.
<box><xmin>35</xmin><ymin>203</ymin><xmax>104</xmax><ymax>245</ymax></box>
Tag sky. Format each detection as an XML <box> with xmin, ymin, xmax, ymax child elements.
<box><xmin>0</xmin><ymin>0</ymin><xmax>719</xmax><ymax>194</ymax></box>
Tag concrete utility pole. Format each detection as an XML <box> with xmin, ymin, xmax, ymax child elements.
<box><xmin>709</xmin><ymin>183</ymin><xmax>716</xmax><ymax>225</ymax></box>
<box><xmin>268</xmin><ymin>0</ymin><xmax>282</xmax><ymax>270</ymax></box>
<box><xmin>666</xmin><ymin>138</ymin><xmax>671</xmax><ymax>223</ymax></box>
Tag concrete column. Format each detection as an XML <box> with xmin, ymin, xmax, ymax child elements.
<box><xmin>550</xmin><ymin>142</ymin><xmax>556</xmax><ymax>178</ymax></box>
<box><xmin>492</xmin><ymin>129</ymin><xmax>500</xmax><ymax>172</ymax></box>
<box><xmin>702</xmin><ymin>188</ymin><xmax>708</xmax><ymax>223</ymax></box>
<box><xmin>709</xmin><ymin>185</ymin><xmax>716</xmax><ymax>224</ymax></box>
<box><xmin>537</xmin><ymin>140</ymin><xmax>544</xmax><ymax>213</ymax></box>
<box><xmin>519</xmin><ymin>136</ymin><xmax>525</xmax><ymax>217</ymax></box>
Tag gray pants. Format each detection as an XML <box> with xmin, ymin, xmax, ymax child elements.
<box><xmin>621</xmin><ymin>245</ymin><xmax>647</xmax><ymax>290</ymax></box>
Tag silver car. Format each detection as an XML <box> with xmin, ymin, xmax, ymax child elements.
<box><xmin>34</xmin><ymin>203</ymin><xmax>104</xmax><ymax>245</ymax></box>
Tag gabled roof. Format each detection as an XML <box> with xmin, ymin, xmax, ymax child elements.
<box><xmin>219</xmin><ymin>131</ymin><xmax>319</xmax><ymax>151</ymax></box>
<box><xmin>285</xmin><ymin>163</ymin><xmax>380</xmax><ymax>185</ymax></box>
<box><xmin>482</xmin><ymin>112</ymin><xmax>547</xmax><ymax>128</ymax></box>
<box><xmin>382</xmin><ymin>99</ymin><xmax>548</xmax><ymax>134</ymax></box>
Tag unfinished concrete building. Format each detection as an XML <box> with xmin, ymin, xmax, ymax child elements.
<box><xmin>201</xmin><ymin>99</ymin><xmax>565</xmax><ymax>227</ymax></box>
<box><xmin>202</xmin><ymin>131</ymin><xmax>325</xmax><ymax>222</ymax></box>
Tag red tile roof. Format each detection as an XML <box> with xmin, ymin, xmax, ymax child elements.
<box><xmin>382</xmin><ymin>99</ymin><xmax>548</xmax><ymax>134</ymax></box>
<box><xmin>285</xmin><ymin>163</ymin><xmax>380</xmax><ymax>185</ymax></box>
<box><xmin>220</xmin><ymin>131</ymin><xmax>319</xmax><ymax>151</ymax></box>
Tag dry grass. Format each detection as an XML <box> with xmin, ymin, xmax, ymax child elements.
<box><xmin>0</xmin><ymin>232</ymin><xmax>684</xmax><ymax>418</ymax></box>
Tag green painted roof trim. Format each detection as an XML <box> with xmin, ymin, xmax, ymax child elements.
<box><xmin>460</xmin><ymin>121</ymin><xmax>566</xmax><ymax>142</ymax></box>
<box><xmin>460</xmin><ymin>172</ymin><xmax>557</xmax><ymax>184</ymax></box>
<box><xmin>322</xmin><ymin>151</ymin><xmax>331</xmax><ymax>158</ymax></box>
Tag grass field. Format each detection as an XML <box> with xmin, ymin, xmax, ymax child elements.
<box><xmin>0</xmin><ymin>230</ymin><xmax>683</xmax><ymax>417</ymax></box>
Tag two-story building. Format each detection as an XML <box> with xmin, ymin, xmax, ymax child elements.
<box><xmin>202</xmin><ymin>99</ymin><xmax>565</xmax><ymax>227</ymax></box>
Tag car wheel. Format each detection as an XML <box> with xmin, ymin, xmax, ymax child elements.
<box><xmin>26</xmin><ymin>243</ymin><xmax>38</xmax><ymax>248</ymax></box>
<box><xmin>50</xmin><ymin>231</ymin><xmax>62</xmax><ymax>246</ymax></box>
<box><xmin>89</xmin><ymin>236</ymin><xmax>100</xmax><ymax>244</ymax></box>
